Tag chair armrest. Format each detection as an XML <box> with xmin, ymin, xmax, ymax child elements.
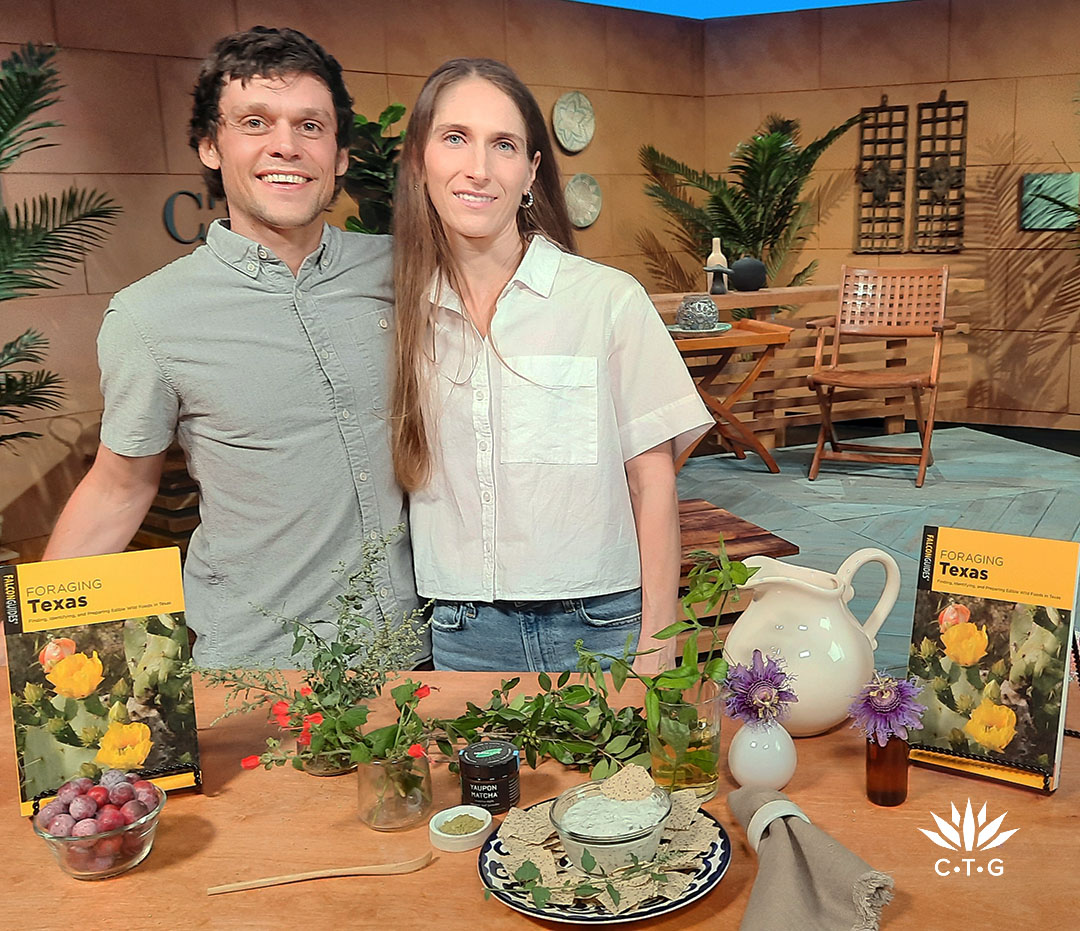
<box><xmin>932</xmin><ymin>318</ymin><xmax>959</xmax><ymax>332</ymax></box>
<box><xmin>805</xmin><ymin>317</ymin><xmax>835</xmax><ymax>329</ymax></box>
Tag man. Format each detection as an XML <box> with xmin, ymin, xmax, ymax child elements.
<box><xmin>45</xmin><ymin>27</ymin><xmax>421</xmax><ymax>666</ymax></box>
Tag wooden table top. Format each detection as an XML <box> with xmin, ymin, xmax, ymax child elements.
<box><xmin>3</xmin><ymin>670</ymin><xmax>1077</xmax><ymax>929</ymax></box>
<box><xmin>678</xmin><ymin>499</ymin><xmax>798</xmax><ymax>571</ymax></box>
<box><xmin>667</xmin><ymin>317</ymin><xmax>794</xmax><ymax>353</ymax></box>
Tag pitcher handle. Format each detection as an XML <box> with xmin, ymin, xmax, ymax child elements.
<box><xmin>835</xmin><ymin>548</ymin><xmax>901</xmax><ymax>650</ymax></box>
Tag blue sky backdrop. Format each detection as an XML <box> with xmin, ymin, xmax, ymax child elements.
<box><xmin>565</xmin><ymin>0</ymin><xmax>907</xmax><ymax>19</ymax></box>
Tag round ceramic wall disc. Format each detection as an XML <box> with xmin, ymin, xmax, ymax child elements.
<box><xmin>564</xmin><ymin>173</ymin><xmax>602</xmax><ymax>228</ymax></box>
<box><xmin>552</xmin><ymin>91</ymin><xmax>595</xmax><ymax>153</ymax></box>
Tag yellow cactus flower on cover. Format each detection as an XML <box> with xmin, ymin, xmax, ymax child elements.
<box><xmin>941</xmin><ymin>622</ymin><xmax>988</xmax><ymax>667</ymax></box>
<box><xmin>46</xmin><ymin>651</ymin><xmax>104</xmax><ymax>699</ymax></box>
<box><xmin>964</xmin><ymin>698</ymin><xmax>1017</xmax><ymax>752</ymax></box>
<box><xmin>95</xmin><ymin>721</ymin><xmax>153</xmax><ymax>769</ymax></box>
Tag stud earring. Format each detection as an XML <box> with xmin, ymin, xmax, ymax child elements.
<box><xmin>521</xmin><ymin>190</ymin><xmax>534</xmax><ymax>209</ymax></box>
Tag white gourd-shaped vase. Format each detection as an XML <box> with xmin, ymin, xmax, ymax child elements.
<box><xmin>727</xmin><ymin>720</ymin><xmax>797</xmax><ymax>791</ymax></box>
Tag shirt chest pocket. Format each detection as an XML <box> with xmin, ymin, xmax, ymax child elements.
<box><xmin>500</xmin><ymin>355</ymin><xmax>598</xmax><ymax>464</ymax></box>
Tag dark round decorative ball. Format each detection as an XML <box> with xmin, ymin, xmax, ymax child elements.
<box><xmin>729</xmin><ymin>258</ymin><xmax>767</xmax><ymax>292</ymax></box>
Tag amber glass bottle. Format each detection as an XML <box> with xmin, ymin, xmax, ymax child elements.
<box><xmin>866</xmin><ymin>737</ymin><xmax>909</xmax><ymax>806</ymax></box>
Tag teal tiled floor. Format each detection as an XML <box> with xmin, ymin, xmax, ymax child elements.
<box><xmin>677</xmin><ymin>427</ymin><xmax>1080</xmax><ymax>675</ymax></box>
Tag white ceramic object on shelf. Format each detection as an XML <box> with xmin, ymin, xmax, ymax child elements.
<box><xmin>724</xmin><ymin>549</ymin><xmax>901</xmax><ymax>736</ymax></box>
<box><xmin>727</xmin><ymin>721</ymin><xmax>797</xmax><ymax>790</ymax></box>
<box><xmin>552</xmin><ymin>91</ymin><xmax>595</xmax><ymax>153</ymax></box>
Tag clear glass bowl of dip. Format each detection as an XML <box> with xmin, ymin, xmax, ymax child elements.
<box><xmin>549</xmin><ymin>781</ymin><xmax>671</xmax><ymax>874</ymax></box>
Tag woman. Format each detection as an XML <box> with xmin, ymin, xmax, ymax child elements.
<box><xmin>391</xmin><ymin>58</ymin><xmax>711</xmax><ymax>674</ymax></box>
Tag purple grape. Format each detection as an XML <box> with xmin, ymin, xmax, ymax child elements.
<box><xmin>135</xmin><ymin>788</ymin><xmax>158</xmax><ymax>810</ymax></box>
<box><xmin>120</xmin><ymin>800</ymin><xmax>148</xmax><ymax>825</ymax></box>
<box><xmin>68</xmin><ymin>794</ymin><xmax>98</xmax><ymax>821</ymax></box>
<box><xmin>72</xmin><ymin>818</ymin><xmax>101</xmax><ymax>837</ymax></box>
<box><xmin>72</xmin><ymin>777</ymin><xmax>94</xmax><ymax>793</ymax></box>
<box><xmin>108</xmin><ymin>782</ymin><xmax>135</xmax><ymax>805</ymax></box>
<box><xmin>35</xmin><ymin>800</ymin><xmax>67</xmax><ymax>829</ymax></box>
<box><xmin>99</xmin><ymin>769</ymin><xmax>127</xmax><ymax>788</ymax></box>
<box><xmin>46</xmin><ymin>814</ymin><xmax>76</xmax><ymax>837</ymax></box>
<box><xmin>87</xmin><ymin>855</ymin><xmax>116</xmax><ymax>872</ymax></box>
<box><xmin>125</xmin><ymin>772</ymin><xmax>139</xmax><ymax>783</ymax></box>
<box><xmin>56</xmin><ymin>782</ymin><xmax>82</xmax><ymax>805</ymax></box>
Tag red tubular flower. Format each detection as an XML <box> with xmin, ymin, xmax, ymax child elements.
<box><xmin>303</xmin><ymin>712</ymin><xmax>324</xmax><ymax>726</ymax></box>
<box><xmin>274</xmin><ymin>713</ymin><xmax>291</xmax><ymax>728</ymax></box>
<box><xmin>270</xmin><ymin>700</ymin><xmax>290</xmax><ymax>717</ymax></box>
<box><xmin>240</xmin><ymin>755</ymin><xmax>261</xmax><ymax>770</ymax></box>
<box><xmin>296</xmin><ymin>729</ymin><xmax>311</xmax><ymax>747</ymax></box>
<box><xmin>407</xmin><ymin>743</ymin><xmax>425</xmax><ymax>758</ymax></box>
<box><xmin>299</xmin><ymin>686</ymin><xmax>313</xmax><ymax>696</ymax></box>
<box><xmin>413</xmin><ymin>685</ymin><xmax>431</xmax><ymax>700</ymax></box>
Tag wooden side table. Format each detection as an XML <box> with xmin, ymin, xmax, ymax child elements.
<box><xmin>669</xmin><ymin>318</ymin><xmax>793</xmax><ymax>472</ymax></box>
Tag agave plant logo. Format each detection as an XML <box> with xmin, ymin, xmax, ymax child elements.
<box><xmin>921</xmin><ymin>800</ymin><xmax>1018</xmax><ymax>877</ymax></box>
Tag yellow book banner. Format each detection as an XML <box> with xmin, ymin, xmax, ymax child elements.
<box><xmin>928</xmin><ymin>526</ymin><xmax>1080</xmax><ymax>611</ymax></box>
<box><xmin>10</xmin><ymin>549</ymin><xmax>184</xmax><ymax>633</ymax></box>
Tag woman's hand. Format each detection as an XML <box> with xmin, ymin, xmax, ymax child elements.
<box><xmin>632</xmin><ymin>636</ymin><xmax>676</xmax><ymax>676</ymax></box>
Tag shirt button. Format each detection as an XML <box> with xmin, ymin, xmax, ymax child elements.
<box><xmin>369</xmin><ymin>530</ymin><xmax>378</xmax><ymax>540</ymax></box>
<box><xmin>358</xmin><ymin>471</ymin><xmax>368</xmax><ymax>482</ymax></box>
<box><xmin>379</xmin><ymin>587</ymin><xmax>389</xmax><ymax>598</ymax></box>
<box><xmin>482</xmin><ymin>491</ymin><xmax>492</xmax><ymax>503</ymax></box>
<box><xmin>475</xmin><ymin>390</ymin><xmax>485</xmax><ymax>401</ymax></box>
<box><xmin>246</xmin><ymin>263</ymin><xmax>256</xmax><ymax>272</ymax></box>
<box><xmin>378</xmin><ymin>319</ymin><xmax>388</xmax><ymax>329</ymax></box>
<box><xmin>320</xmin><ymin>348</ymin><xmax>330</xmax><ymax>360</ymax></box>
<box><xmin>340</xmin><ymin>409</ymin><xmax>351</xmax><ymax>420</ymax></box>
<box><xmin>257</xmin><ymin>247</ymin><xmax>268</xmax><ymax>259</ymax></box>
<box><xmin>478</xmin><ymin>440</ymin><xmax>489</xmax><ymax>451</ymax></box>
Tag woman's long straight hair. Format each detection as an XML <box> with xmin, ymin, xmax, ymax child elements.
<box><xmin>390</xmin><ymin>58</ymin><xmax>576</xmax><ymax>492</ymax></box>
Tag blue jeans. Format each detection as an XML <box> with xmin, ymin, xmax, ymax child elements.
<box><xmin>431</xmin><ymin>588</ymin><xmax>642</xmax><ymax>672</ymax></box>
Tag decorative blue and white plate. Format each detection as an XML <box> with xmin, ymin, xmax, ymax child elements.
<box><xmin>477</xmin><ymin>805</ymin><xmax>731</xmax><ymax>925</ymax></box>
<box><xmin>666</xmin><ymin>322</ymin><xmax>733</xmax><ymax>337</ymax></box>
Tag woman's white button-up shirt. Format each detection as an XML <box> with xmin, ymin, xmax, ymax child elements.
<box><xmin>410</xmin><ymin>235</ymin><xmax>712</xmax><ymax>601</ymax></box>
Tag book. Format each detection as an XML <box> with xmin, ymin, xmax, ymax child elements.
<box><xmin>906</xmin><ymin>525</ymin><xmax>1080</xmax><ymax>792</ymax></box>
<box><xmin>3</xmin><ymin>548</ymin><xmax>200</xmax><ymax>815</ymax></box>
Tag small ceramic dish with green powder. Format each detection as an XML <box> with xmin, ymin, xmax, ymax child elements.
<box><xmin>429</xmin><ymin>805</ymin><xmax>494</xmax><ymax>852</ymax></box>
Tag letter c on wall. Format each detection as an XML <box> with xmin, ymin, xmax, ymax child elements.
<box><xmin>163</xmin><ymin>190</ymin><xmax>205</xmax><ymax>244</ymax></box>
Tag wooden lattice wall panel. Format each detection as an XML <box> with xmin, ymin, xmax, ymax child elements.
<box><xmin>911</xmin><ymin>92</ymin><xmax>968</xmax><ymax>253</ymax></box>
<box><xmin>855</xmin><ymin>97</ymin><xmax>908</xmax><ymax>253</ymax></box>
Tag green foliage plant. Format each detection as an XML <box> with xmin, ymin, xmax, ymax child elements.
<box><xmin>344</xmin><ymin>104</ymin><xmax>406</xmax><ymax>235</ymax></box>
<box><xmin>1</xmin><ymin>44</ymin><xmax>120</xmax><ymax>450</ymax></box>
<box><xmin>198</xmin><ymin>531</ymin><xmax>431</xmax><ymax>772</ymax></box>
<box><xmin>636</xmin><ymin>113</ymin><xmax>861</xmax><ymax>300</ymax></box>
<box><xmin>432</xmin><ymin>666</ymin><xmax>652</xmax><ymax>781</ymax></box>
<box><xmin>578</xmin><ymin>538</ymin><xmax>758</xmax><ymax>787</ymax></box>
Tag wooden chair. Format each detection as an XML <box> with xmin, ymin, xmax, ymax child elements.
<box><xmin>806</xmin><ymin>265</ymin><xmax>955</xmax><ymax>487</ymax></box>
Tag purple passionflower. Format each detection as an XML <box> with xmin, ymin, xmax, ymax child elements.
<box><xmin>722</xmin><ymin>649</ymin><xmax>798</xmax><ymax>727</ymax></box>
<box><xmin>849</xmin><ymin>671</ymin><xmax>926</xmax><ymax>747</ymax></box>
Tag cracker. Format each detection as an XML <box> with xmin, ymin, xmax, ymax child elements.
<box><xmin>667</xmin><ymin>789</ymin><xmax>700</xmax><ymax>831</ymax></box>
<box><xmin>500</xmin><ymin>805</ymin><xmax>555</xmax><ymax>845</ymax></box>
<box><xmin>600</xmin><ymin>763</ymin><xmax>655</xmax><ymax>802</ymax></box>
<box><xmin>652</xmin><ymin>871</ymin><xmax>693</xmax><ymax>900</ymax></box>
<box><xmin>502</xmin><ymin>839</ymin><xmax>559</xmax><ymax>887</ymax></box>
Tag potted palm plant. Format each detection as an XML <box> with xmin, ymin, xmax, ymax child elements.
<box><xmin>1</xmin><ymin>44</ymin><xmax>120</xmax><ymax>452</ymax></box>
<box><xmin>636</xmin><ymin>114</ymin><xmax>861</xmax><ymax>299</ymax></box>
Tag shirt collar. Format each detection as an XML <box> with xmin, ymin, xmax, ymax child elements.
<box><xmin>428</xmin><ymin>234</ymin><xmax>564</xmax><ymax>311</ymax></box>
<box><xmin>205</xmin><ymin>218</ymin><xmax>335</xmax><ymax>278</ymax></box>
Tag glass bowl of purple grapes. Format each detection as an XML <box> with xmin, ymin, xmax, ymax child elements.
<box><xmin>31</xmin><ymin>770</ymin><xmax>166</xmax><ymax>880</ymax></box>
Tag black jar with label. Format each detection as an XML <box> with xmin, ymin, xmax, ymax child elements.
<box><xmin>459</xmin><ymin>740</ymin><xmax>520</xmax><ymax>814</ymax></box>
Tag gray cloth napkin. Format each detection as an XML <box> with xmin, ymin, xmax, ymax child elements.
<box><xmin>728</xmin><ymin>787</ymin><xmax>894</xmax><ymax>931</ymax></box>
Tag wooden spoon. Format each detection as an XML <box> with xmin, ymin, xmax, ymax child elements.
<box><xmin>206</xmin><ymin>850</ymin><xmax>434</xmax><ymax>895</ymax></box>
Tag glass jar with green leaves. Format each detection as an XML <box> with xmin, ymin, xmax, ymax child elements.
<box><xmin>580</xmin><ymin>539</ymin><xmax>757</xmax><ymax>799</ymax></box>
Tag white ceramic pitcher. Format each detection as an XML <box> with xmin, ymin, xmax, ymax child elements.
<box><xmin>723</xmin><ymin>549</ymin><xmax>901</xmax><ymax>736</ymax></box>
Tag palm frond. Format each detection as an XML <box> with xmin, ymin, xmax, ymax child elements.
<box><xmin>634</xmin><ymin>229</ymin><xmax>700</xmax><ymax>293</ymax></box>
<box><xmin>0</xmin><ymin>327</ymin><xmax>50</xmax><ymax>367</ymax></box>
<box><xmin>0</xmin><ymin>44</ymin><xmax>62</xmax><ymax>171</ymax></box>
<box><xmin>785</xmin><ymin>260</ymin><xmax>819</xmax><ymax>289</ymax></box>
<box><xmin>796</xmin><ymin>112</ymin><xmax>864</xmax><ymax>174</ymax></box>
<box><xmin>0</xmin><ymin>366</ymin><xmax>65</xmax><ymax>416</ymax></box>
<box><xmin>639</xmin><ymin>145</ymin><xmax>725</xmax><ymax>197</ymax></box>
<box><xmin>0</xmin><ymin>187</ymin><xmax>121</xmax><ymax>300</ymax></box>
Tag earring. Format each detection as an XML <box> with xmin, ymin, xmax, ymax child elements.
<box><xmin>521</xmin><ymin>190</ymin><xmax>534</xmax><ymax>209</ymax></box>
